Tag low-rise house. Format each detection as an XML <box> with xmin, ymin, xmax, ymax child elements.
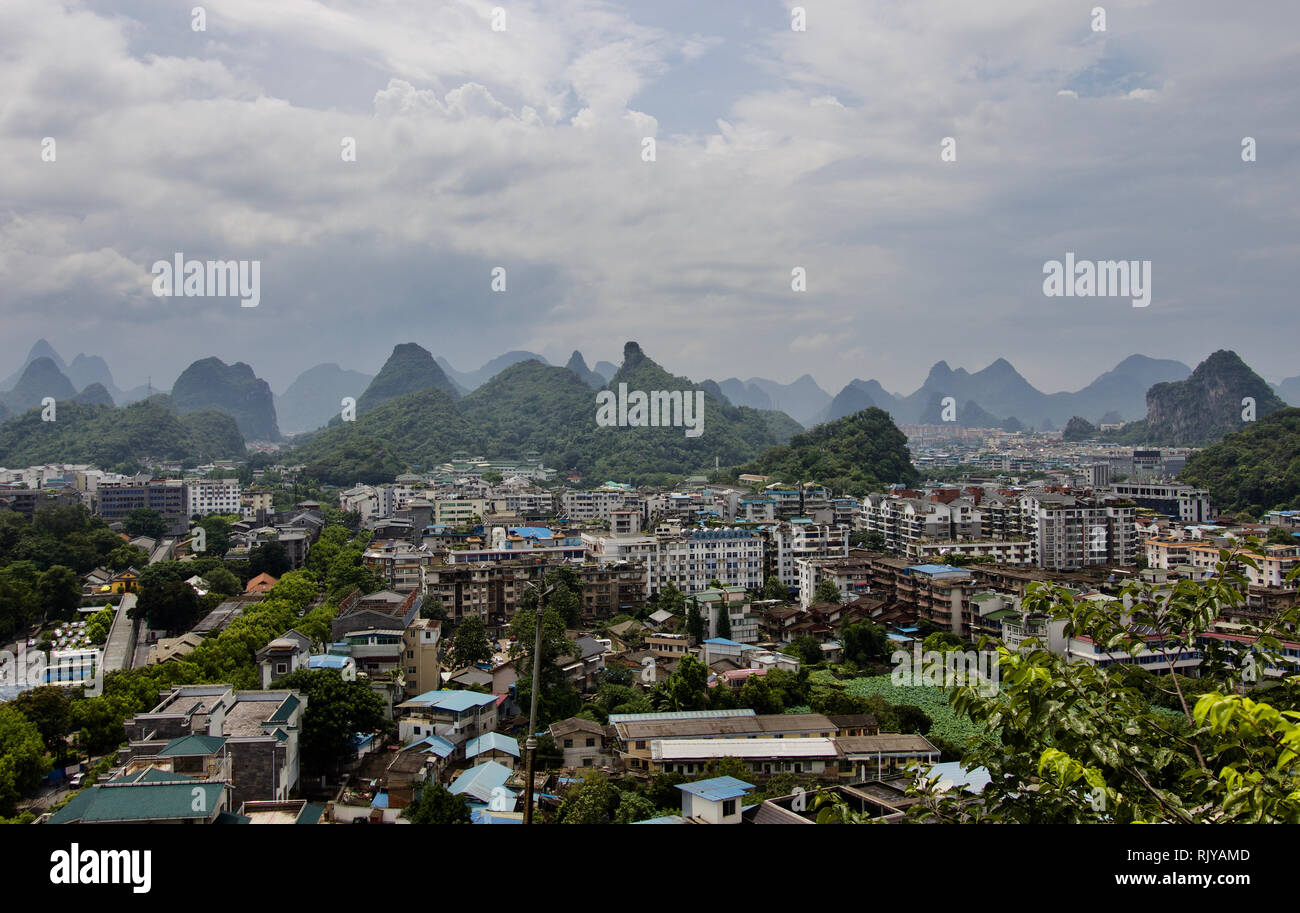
<box><xmin>675</xmin><ymin>776</ymin><xmax>755</xmax><ymax>824</ymax></box>
<box><xmin>396</xmin><ymin>689</ymin><xmax>500</xmax><ymax>745</ymax></box>
<box><xmin>255</xmin><ymin>628</ymin><xmax>312</xmax><ymax>688</ymax></box>
<box><xmin>465</xmin><ymin>732</ymin><xmax>521</xmax><ymax>769</ymax></box>
<box><xmin>122</xmin><ymin>684</ymin><xmax>305</xmax><ymax>807</ymax></box>
<box><xmin>48</xmin><ymin>771</ymin><xmax>234</xmax><ymax>824</ymax></box>
<box><xmin>448</xmin><ymin>760</ymin><xmax>517</xmax><ymax>810</ymax></box>
<box><xmin>836</xmin><ymin>734</ymin><xmax>941</xmax><ymax>780</ymax></box>
<box><xmin>649</xmin><ymin>737</ymin><xmax>841</xmax><ymax>779</ymax></box>
<box><xmin>549</xmin><ymin>717</ymin><xmax>616</xmax><ymax>769</ymax></box>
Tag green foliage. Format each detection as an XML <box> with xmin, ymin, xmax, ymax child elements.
<box><xmin>123</xmin><ymin>508</ymin><xmax>167</xmax><ymax>539</ymax></box>
<box><xmin>761</xmin><ymin>574</ymin><xmax>789</xmax><ymax>600</ymax></box>
<box><xmin>0</xmin><ymin>397</ymin><xmax>244</xmax><ymax>466</ymax></box>
<box><xmin>786</xmin><ymin>635</ymin><xmax>824</xmax><ymax>667</ymax></box>
<box><xmin>841</xmin><ymin>621</ymin><xmax>890</xmax><ymax>667</ymax></box>
<box><xmin>1181</xmin><ymin>407</ymin><xmax>1300</xmax><ymax>513</ymax></box>
<box><xmin>406</xmin><ymin>782</ymin><xmax>472</xmax><ymax>824</ymax></box>
<box><xmin>450</xmin><ymin>616</ymin><xmax>493</xmax><ymax>668</ymax></box>
<box><xmin>83</xmin><ymin>604</ymin><xmax>115</xmax><ymax>645</ymax></box>
<box><xmin>292</xmin><ymin>350</ymin><xmax>801</xmax><ymax>486</ymax></box>
<box><xmin>813</xmin><ymin>578</ymin><xmax>842</xmax><ymax>605</ymax></box>
<box><xmin>509</xmin><ymin>603</ymin><xmax>581</xmax><ymax>726</ymax></box>
<box><xmin>130</xmin><ymin>578</ymin><xmax>200</xmax><ymax>633</ymax></box>
<box><xmin>0</xmin><ymin>704</ymin><xmax>49</xmax><ymax>816</ymax></box>
<box><xmin>743</xmin><ymin>407</ymin><xmax>918</xmax><ymax>496</ymax></box>
<box><xmin>8</xmin><ymin>687</ymin><xmax>72</xmax><ymax>761</ymax></box>
<box><xmin>275</xmin><ymin>668</ymin><xmax>387</xmax><ymax>777</ymax></box>
<box><xmin>849</xmin><ymin>529</ymin><xmax>887</xmax><ymax>551</ymax></box>
<box><xmin>909</xmin><ymin>550</ymin><xmax>1300</xmax><ymax>823</ymax></box>
<box><xmin>651</xmin><ymin>654</ymin><xmax>711</xmax><ymax>712</ymax></box>
<box><xmin>556</xmin><ymin>771</ymin><xmax>622</xmax><ymax>824</ymax></box>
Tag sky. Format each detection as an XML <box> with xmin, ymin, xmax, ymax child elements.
<box><xmin>1</xmin><ymin>0</ymin><xmax>1298</xmax><ymax>397</ymax></box>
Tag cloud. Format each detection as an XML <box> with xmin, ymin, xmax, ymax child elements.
<box><xmin>0</xmin><ymin>0</ymin><xmax>1297</xmax><ymax>398</ymax></box>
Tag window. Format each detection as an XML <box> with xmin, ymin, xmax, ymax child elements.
<box><xmin>275</xmin><ymin>662</ymin><xmax>288</xmax><ymax>675</ymax></box>
<box><xmin>585</xmin><ymin>737</ymin><xmax>595</xmax><ymax>747</ymax></box>
<box><xmin>722</xmin><ymin>799</ymin><xmax>737</xmax><ymax>817</ymax></box>
<box><xmin>564</xmin><ymin>739</ymin><xmax>573</xmax><ymax>748</ymax></box>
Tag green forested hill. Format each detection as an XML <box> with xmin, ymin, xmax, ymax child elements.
<box><xmin>0</xmin><ymin>396</ymin><xmax>245</xmax><ymax>467</ymax></box>
<box><xmin>290</xmin><ymin>342</ymin><xmax>807</xmax><ymax>485</ymax></box>
<box><xmin>742</xmin><ymin>406</ymin><xmax>918</xmax><ymax>495</ymax></box>
<box><xmin>1180</xmin><ymin>407</ymin><xmax>1300</xmax><ymax>514</ymax></box>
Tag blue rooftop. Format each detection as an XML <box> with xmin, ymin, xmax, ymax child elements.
<box><xmin>402</xmin><ymin>734</ymin><xmax>457</xmax><ymax>758</ymax></box>
<box><xmin>509</xmin><ymin>527</ymin><xmax>553</xmax><ymax>540</ymax></box>
<box><xmin>703</xmin><ymin>637</ymin><xmax>746</xmax><ymax>647</ymax></box>
<box><xmin>677</xmin><ymin>776</ymin><xmax>755</xmax><ymax>802</ymax></box>
<box><xmin>465</xmin><ymin>732</ymin><xmax>520</xmax><ymax>759</ymax></box>
<box><xmin>906</xmin><ymin>564</ymin><xmax>968</xmax><ymax>575</ymax></box>
<box><xmin>400</xmin><ymin>690</ymin><xmax>499</xmax><ymax>713</ymax></box>
<box><xmin>308</xmin><ymin>654</ymin><xmax>351</xmax><ymax>669</ymax></box>
<box><xmin>449</xmin><ymin>761</ymin><xmax>515</xmax><ymax>806</ymax></box>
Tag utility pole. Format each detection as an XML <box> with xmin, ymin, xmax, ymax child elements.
<box><xmin>523</xmin><ymin>580</ymin><xmax>555</xmax><ymax>824</ymax></box>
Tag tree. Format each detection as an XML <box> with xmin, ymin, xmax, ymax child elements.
<box><xmin>842</xmin><ymin>621</ymin><xmax>890</xmax><ymax>667</ymax></box>
<box><xmin>557</xmin><ymin>772</ymin><xmax>622</xmax><ymax>824</ymax></box>
<box><xmin>0</xmin><ymin>704</ymin><xmax>49</xmax><ymax>816</ymax></box>
<box><xmin>814</xmin><ymin>578</ymin><xmax>842</xmax><ymax>605</ymax></box>
<box><xmin>131</xmin><ymin>579</ymin><xmax>200</xmax><ymax>633</ymax></box>
<box><xmin>686</xmin><ymin>598</ymin><xmax>705</xmax><ymax>644</ymax></box>
<box><xmin>509</xmin><ymin>603</ymin><xmax>580</xmax><ymax>726</ymax></box>
<box><xmin>83</xmin><ymin>604</ymin><xmax>115</xmax><ymax>645</ymax></box>
<box><xmin>787</xmin><ymin>635</ymin><xmax>824</xmax><ymax>667</ymax></box>
<box><xmin>450</xmin><ymin>616</ymin><xmax>493</xmax><ymax>668</ymax></box>
<box><xmin>275</xmin><ymin>669</ymin><xmax>387</xmax><ymax>778</ymax></box>
<box><xmin>761</xmin><ymin>575</ymin><xmax>789</xmax><ymax>601</ymax></box>
<box><xmin>407</xmin><ymin>782</ymin><xmax>471</xmax><ymax>824</ymax></box>
<box><xmin>850</xmin><ymin>529</ymin><xmax>887</xmax><ymax>551</ymax></box>
<box><xmin>893</xmin><ymin>704</ymin><xmax>932</xmax><ymax>735</ymax></box>
<box><xmin>421</xmin><ymin>598</ymin><xmax>449</xmax><ymax>621</ymax></box>
<box><xmin>651</xmin><ymin>654</ymin><xmax>711</xmax><ymax>712</ymax></box>
<box><xmin>738</xmin><ymin>674</ymin><xmax>783</xmax><ymax>714</ymax></box>
<box><xmin>906</xmin><ymin>549</ymin><xmax>1300</xmax><ymax>823</ymax></box>
<box><xmin>700</xmin><ymin>756</ymin><xmax>751</xmax><ymax>782</ymax></box>
<box><xmin>249</xmin><ymin>541</ymin><xmax>292</xmax><ymax>578</ymax></box>
<box><xmin>195</xmin><ymin>515</ymin><xmax>231</xmax><ymax>558</ymax></box>
<box><xmin>9</xmin><ymin>687</ymin><xmax>71</xmax><ymax>762</ymax></box>
<box><xmin>36</xmin><ymin>566</ymin><xmax>81</xmax><ymax>620</ymax></box>
<box><xmin>204</xmin><ymin>566</ymin><xmax>243</xmax><ymax>597</ymax></box>
<box><xmin>716</xmin><ymin>606</ymin><xmax>732</xmax><ymax>639</ymax></box>
<box><xmin>123</xmin><ymin>508</ymin><xmax>167</xmax><ymax>539</ymax></box>
<box><xmin>1266</xmin><ymin>526</ymin><xmax>1297</xmax><ymax>545</ymax></box>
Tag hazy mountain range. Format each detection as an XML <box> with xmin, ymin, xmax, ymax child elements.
<box><xmin>5</xmin><ymin>338</ymin><xmax>1299</xmax><ymax>444</ymax></box>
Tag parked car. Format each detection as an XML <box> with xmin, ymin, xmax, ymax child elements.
<box><xmin>68</xmin><ymin>773</ymin><xmax>85</xmax><ymax>789</ymax></box>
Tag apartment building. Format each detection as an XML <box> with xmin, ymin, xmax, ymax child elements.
<box><xmin>402</xmin><ymin>618</ymin><xmax>442</xmax><ymax>699</ymax></box>
<box><xmin>1103</xmin><ymin>481</ymin><xmax>1212</xmax><ymax>524</ymax></box>
<box><xmin>363</xmin><ymin>540</ymin><xmax>436</xmax><ymax>593</ymax></box>
<box><xmin>767</xmin><ymin>520</ymin><xmax>850</xmax><ymax>592</ymax></box>
<box><xmin>796</xmin><ymin>556</ymin><xmax>874</xmax><ymax>608</ymax></box>
<box><xmin>185</xmin><ymin>478</ymin><xmax>241</xmax><ymax>517</ymax></box>
<box><xmin>97</xmin><ymin>478</ymin><xmax>189</xmax><ymax>534</ymax></box>
<box><xmin>559</xmin><ymin>488</ymin><xmax>640</xmax><ymax>521</ymax></box>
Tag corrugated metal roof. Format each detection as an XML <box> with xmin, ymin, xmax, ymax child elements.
<box><xmin>676</xmin><ymin>776</ymin><xmax>754</xmax><ymax>802</ymax></box>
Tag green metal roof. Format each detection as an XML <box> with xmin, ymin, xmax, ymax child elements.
<box><xmin>266</xmin><ymin>694</ymin><xmax>301</xmax><ymax>724</ymax></box>
<box><xmin>48</xmin><ymin>782</ymin><xmax>226</xmax><ymax>823</ymax></box>
<box><xmin>157</xmin><ymin>734</ymin><xmax>227</xmax><ymax>757</ymax></box>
